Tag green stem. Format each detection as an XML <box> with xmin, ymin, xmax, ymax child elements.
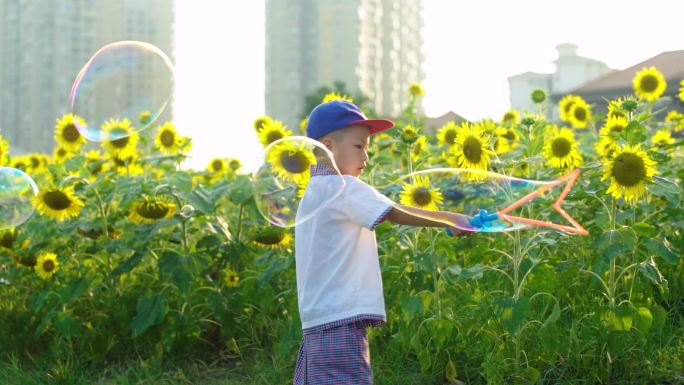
<box><xmin>235</xmin><ymin>203</ymin><xmax>245</xmax><ymax>243</ymax></box>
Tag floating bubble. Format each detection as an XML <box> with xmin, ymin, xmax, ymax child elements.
<box><xmin>69</xmin><ymin>41</ymin><xmax>174</xmax><ymax>142</ymax></box>
<box><xmin>377</xmin><ymin>168</ymin><xmax>587</xmax><ymax>235</ymax></box>
<box><xmin>0</xmin><ymin>167</ymin><xmax>39</xmax><ymax>229</ymax></box>
<box><xmin>180</xmin><ymin>204</ymin><xmax>195</xmax><ymax>218</ymax></box>
<box><xmin>252</xmin><ymin>136</ymin><xmax>345</xmax><ymax>228</ymax></box>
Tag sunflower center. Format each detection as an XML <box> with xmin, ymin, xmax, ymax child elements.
<box><xmin>138</xmin><ymin>201</ymin><xmax>172</xmax><ymax>219</ymax></box>
<box><xmin>267</xmin><ymin>130</ymin><xmax>284</xmax><ymax>144</ymax></box>
<box><xmin>43</xmin><ymin>191</ymin><xmax>72</xmax><ymax>210</ymax></box>
<box><xmin>610</xmin><ymin>124</ymin><xmax>625</xmax><ymax>133</ymax></box>
<box><xmin>551</xmin><ymin>138</ymin><xmax>571</xmax><ymax>157</ymax></box>
<box><xmin>63</xmin><ymin>123</ymin><xmax>81</xmax><ymax>142</ymax></box>
<box><xmin>503</xmin><ymin>113</ymin><xmax>515</xmax><ymax>122</ymax></box>
<box><xmin>211</xmin><ymin>160</ymin><xmax>224</xmax><ymax>172</ymax></box>
<box><xmin>564</xmin><ymin>102</ymin><xmax>576</xmax><ymax>114</ymax></box>
<box><xmin>160</xmin><ymin>130</ymin><xmax>176</xmax><ymax>147</ymax></box>
<box><xmin>30</xmin><ymin>157</ymin><xmax>41</xmax><ymax>168</ymax></box>
<box><xmin>640</xmin><ymin>75</ymin><xmax>658</xmax><ymax>93</ymax></box>
<box><xmin>111</xmin><ymin>135</ymin><xmax>130</xmax><ymax>149</ymax></box>
<box><xmin>612</xmin><ymin>152</ymin><xmax>646</xmax><ymax>187</ymax></box>
<box><xmin>280</xmin><ymin>151</ymin><xmax>310</xmax><ymax>174</ymax></box>
<box><xmin>503</xmin><ymin>130</ymin><xmax>515</xmax><ymax>141</ymax></box>
<box><xmin>43</xmin><ymin>260</ymin><xmax>55</xmax><ymax>272</ymax></box>
<box><xmin>412</xmin><ymin>187</ymin><xmax>433</xmax><ymax>206</ymax></box>
<box><xmin>57</xmin><ymin>148</ymin><xmax>67</xmax><ymax>157</ymax></box>
<box><xmin>229</xmin><ymin>160</ymin><xmax>240</xmax><ymax>170</ymax></box>
<box><xmin>228</xmin><ymin>275</ymin><xmax>238</xmax><ymax>283</ymax></box>
<box><xmin>462</xmin><ymin>137</ymin><xmax>483</xmax><ymax>163</ymax></box>
<box><xmin>444</xmin><ymin>130</ymin><xmax>456</xmax><ymax>145</ymax></box>
<box><xmin>574</xmin><ymin>107</ymin><xmax>587</xmax><ymax>121</ymax></box>
<box><xmin>255</xmin><ymin>231</ymin><xmax>285</xmax><ymax>245</ymax></box>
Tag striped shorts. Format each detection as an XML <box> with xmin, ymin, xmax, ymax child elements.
<box><xmin>293</xmin><ymin>315</ymin><xmax>385</xmax><ymax>385</ymax></box>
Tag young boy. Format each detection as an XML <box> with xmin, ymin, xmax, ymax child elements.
<box><xmin>293</xmin><ymin>100</ymin><xmax>471</xmax><ymax>384</ymax></box>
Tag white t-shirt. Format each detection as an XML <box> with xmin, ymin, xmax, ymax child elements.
<box><xmin>294</xmin><ymin>172</ymin><xmax>395</xmax><ymax>330</ymax></box>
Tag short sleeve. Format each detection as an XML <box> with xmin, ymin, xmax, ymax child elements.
<box><xmin>342</xmin><ymin>178</ymin><xmax>395</xmax><ymax>230</ymax></box>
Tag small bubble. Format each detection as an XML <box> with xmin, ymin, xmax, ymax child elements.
<box><xmin>180</xmin><ymin>204</ymin><xmax>195</xmax><ymax>218</ymax></box>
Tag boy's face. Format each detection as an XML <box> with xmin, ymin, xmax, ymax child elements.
<box><xmin>321</xmin><ymin>125</ymin><xmax>370</xmax><ymax>177</ymax></box>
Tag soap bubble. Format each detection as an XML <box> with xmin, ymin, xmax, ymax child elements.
<box><xmin>0</xmin><ymin>167</ymin><xmax>39</xmax><ymax>229</ymax></box>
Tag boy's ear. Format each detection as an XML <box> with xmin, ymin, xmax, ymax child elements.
<box><xmin>320</xmin><ymin>137</ymin><xmax>333</xmax><ymax>150</ymax></box>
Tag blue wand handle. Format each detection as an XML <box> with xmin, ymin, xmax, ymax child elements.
<box><xmin>445</xmin><ymin>209</ymin><xmax>499</xmax><ymax>236</ymax></box>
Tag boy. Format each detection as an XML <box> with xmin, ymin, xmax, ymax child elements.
<box><xmin>294</xmin><ymin>100</ymin><xmax>471</xmax><ymax>384</ymax></box>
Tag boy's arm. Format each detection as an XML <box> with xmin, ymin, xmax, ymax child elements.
<box><xmin>384</xmin><ymin>205</ymin><xmax>473</xmax><ymax>236</ymax></box>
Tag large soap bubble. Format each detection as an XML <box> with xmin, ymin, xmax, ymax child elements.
<box><xmin>0</xmin><ymin>167</ymin><xmax>39</xmax><ymax>229</ymax></box>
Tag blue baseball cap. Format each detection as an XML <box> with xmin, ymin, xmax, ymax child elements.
<box><xmin>305</xmin><ymin>100</ymin><xmax>394</xmax><ymax>139</ymax></box>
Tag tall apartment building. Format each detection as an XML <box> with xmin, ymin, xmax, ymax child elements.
<box><xmin>266</xmin><ymin>0</ymin><xmax>424</xmax><ymax>131</ymax></box>
<box><xmin>0</xmin><ymin>0</ymin><xmax>174</xmax><ymax>154</ymax></box>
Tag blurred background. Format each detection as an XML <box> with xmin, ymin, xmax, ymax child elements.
<box><xmin>1</xmin><ymin>0</ymin><xmax>683</xmax><ymax>171</ymax></box>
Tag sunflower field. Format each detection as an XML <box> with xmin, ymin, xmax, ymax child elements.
<box><xmin>0</xmin><ymin>67</ymin><xmax>683</xmax><ymax>384</ymax></box>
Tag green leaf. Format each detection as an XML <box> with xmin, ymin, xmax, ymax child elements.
<box><xmin>644</xmin><ymin>237</ymin><xmax>678</xmax><ymax>265</ymax></box>
<box><xmin>603</xmin><ymin>306</ymin><xmax>632</xmax><ymax>331</ymax></box>
<box><xmin>158</xmin><ymin>250</ymin><xmax>192</xmax><ymax>292</ymax></box>
<box><xmin>632</xmin><ymin>222</ymin><xmax>657</xmax><ymax>237</ymax></box>
<box><xmin>167</xmin><ymin>171</ymin><xmax>193</xmax><ymax>193</ymax></box>
<box><xmin>457</xmin><ymin>264</ymin><xmax>487</xmax><ymax>281</ymax></box>
<box><xmin>181</xmin><ymin>185</ymin><xmax>216</xmax><ymax>214</ymax></box>
<box><xmin>637</xmin><ymin>257</ymin><xmax>667</xmax><ymax>286</ymax></box>
<box><xmin>59</xmin><ymin>277</ymin><xmax>90</xmax><ymax>303</ymax></box>
<box><xmin>110</xmin><ymin>249</ymin><xmax>146</xmax><ymax>279</ymax></box>
<box><xmin>650</xmin><ymin>176</ymin><xmax>681</xmax><ymax>201</ymax></box>
<box><xmin>55</xmin><ymin>312</ymin><xmax>81</xmax><ymax>338</ymax></box>
<box><xmin>620</xmin><ymin>120</ymin><xmax>647</xmax><ymax>145</ymax></box>
<box><xmin>445</xmin><ymin>359</ymin><xmax>458</xmax><ymax>382</ymax></box>
<box><xmin>495</xmin><ymin>296</ymin><xmax>531</xmax><ymax>335</ymax></box>
<box><xmin>634</xmin><ymin>307</ymin><xmax>653</xmax><ymax>336</ymax></box>
<box><xmin>401</xmin><ymin>295</ymin><xmax>422</xmax><ymax>316</ymax></box>
<box><xmin>543</xmin><ymin>302</ymin><xmax>561</xmax><ymax>328</ymax></box>
<box><xmin>131</xmin><ymin>292</ymin><xmax>168</xmax><ymax>337</ymax></box>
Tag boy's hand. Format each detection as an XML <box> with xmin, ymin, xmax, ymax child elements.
<box><xmin>444</xmin><ymin>212</ymin><xmax>475</xmax><ymax>237</ymax></box>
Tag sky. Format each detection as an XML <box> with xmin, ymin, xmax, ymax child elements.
<box><xmin>173</xmin><ymin>0</ymin><xmax>684</xmax><ymax>172</ymax></box>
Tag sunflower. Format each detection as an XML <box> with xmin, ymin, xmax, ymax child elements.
<box><xmin>400</xmin><ymin>174</ymin><xmax>443</xmax><ymax>211</ymax></box>
<box><xmin>129</xmin><ymin>196</ymin><xmax>176</xmax><ymax>223</ymax></box>
<box><xmin>9</xmin><ymin>155</ymin><xmax>30</xmax><ymax>172</ymax></box>
<box><xmin>679</xmin><ymin>79</ymin><xmax>684</xmax><ymax>102</ymax></box>
<box><xmin>322</xmin><ymin>92</ymin><xmax>353</xmax><ymax>103</ymax></box>
<box><xmin>452</xmin><ymin>122</ymin><xmax>493</xmax><ymax>181</ymax></box>
<box><xmin>34</xmin><ymin>252</ymin><xmax>59</xmax><ymax>280</ymax></box>
<box><xmin>33</xmin><ymin>186</ymin><xmax>84</xmax><ymax>222</ymax></box>
<box><xmin>599</xmin><ymin>116</ymin><xmax>628</xmax><ymax>138</ymax></box>
<box><xmin>436</xmin><ymin>122</ymin><xmax>459</xmax><ymax>148</ymax></box>
<box><xmin>27</xmin><ymin>153</ymin><xmax>49</xmax><ymax>174</ymax></box>
<box><xmin>568</xmin><ymin>99</ymin><xmax>591</xmax><ymax>129</ymax></box>
<box><xmin>85</xmin><ymin>150</ymin><xmax>107</xmax><ymax>178</ymax></box>
<box><xmin>252</xmin><ymin>227</ymin><xmax>293</xmax><ymax>249</ymax></box>
<box><xmin>101</xmin><ymin>118</ymin><xmax>139</xmax><ymax>159</ymax></box>
<box><xmin>531</xmin><ymin>89</ymin><xmax>547</xmax><ymax>104</ymax></box>
<box><xmin>607</xmin><ymin>98</ymin><xmax>628</xmax><ymax>120</ymax></box>
<box><xmin>52</xmin><ymin>145</ymin><xmax>74</xmax><ymax>163</ymax></box>
<box><xmin>543</xmin><ymin>126</ymin><xmax>583</xmax><ymax>169</ymax></box>
<box><xmin>594</xmin><ymin>136</ymin><xmax>619</xmax><ymax>160</ymax></box>
<box><xmin>493</xmin><ymin>136</ymin><xmax>511</xmax><ymax>154</ymax></box>
<box><xmin>558</xmin><ymin>95</ymin><xmax>580</xmax><ymax>122</ymax></box>
<box><xmin>266</xmin><ymin>141</ymin><xmax>315</xmax><ymax>185</ymax></box>
<box><xmin>400</xmin><ymin>124</ymin><xmax>419</xmax><ymax>144</ymax></box>
<box><xmin>253</xmin><ymin>115</ymin><xmax>273</xmax><ymax>133</ymax></box>
<box><xmin>495</xmin><ymin>126</ymin><xmax>520</xmax><ymax>149</ymax></box>
<box><xmin>54</xmin><ymin>114</ymin><xmax>87</xmax><ymax>151</ymax></box>
<box><xmin>411</xmin><ymin>135</ymin><xmax>428</xmax><ymax>161</ymax></box>
<box><xmin>0</xmin><ymin>228</ymin><xmax>16</xmax><ymax>250</ymax></box>
<box><xmin>258</xmin><ymin>120</ymin><xmax>292</xmax><ymax>147</ymax></box>
<box><xmin>408</xmin><ymin>82</ymin><xmax>424</xmax><ymax>98</ymax></box>
<box><xmin>478</xmin><ymin>119</ymin><xmax>498</xmax><ymax>134</ymax></box>
<box><xmin>206</xmin><ymin>158</ymin><xmax>227</xmax><ymax>176</ymax></box>
<box><xmin>110</xmin><ymin>152</ymin><xmax>143</xmax><ymax>176</ymax></box>
<box><xmin>665</xmin><ymin>111</ymin><xmax>684</xmax><ymax>132</ymax></box>
<box><xmin>651</xmin><ymin>129</ymin><xmax>675</xmax><ymax>149</ymax></box>
<box><xmin>501</xmin><ymin>109</ymin><xmax>520</xmax><ymax>126</ymax></box>
<box><xmin>0</xmin><ymin>135</ymin><xmax>9</xmax><ymax>166</ymax></box>
<box><xmin>224</xmin><ymin>269</ymin><xmax>240</xmax><ymax>288</ymax></box>
<box><xmin>154</xmin><ymin>122</ymin><xmax>182</xmax><ymax>154</ymax></box>
<box><xmin>227</xmin><ymin>158</ymin><xmax>242</xmax><ymax>173</ymax></box>
<box><xmin>633</xmin><ymin>66</ymin><xmax>667</xmax><ymax>102</ymax></box>
<box><xmin>602</xmin><ymin>144</ymin><xmax>657</xmax><ymax>203</ymax></box>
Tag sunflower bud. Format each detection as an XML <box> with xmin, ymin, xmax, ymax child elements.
<box><xmin>622</xmin><ymin>99</ymin><xmax>638</xmax><ymax>112</ymax></box>
<box><xmin>400</xmin><ymin>124</ymin><xmax>419</xmax><ymax>144</ymax></box>
<box><xmin>531</xmin><ymin>89</ymin><xmax>547</xmax><ymax>104</ymax></box>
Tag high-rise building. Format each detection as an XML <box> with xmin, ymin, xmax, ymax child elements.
<box><xmin>0</xmin><ymin>0</ymin><xmax>174</xmax><ymax>154</ymax></box>
<box><xmin>266</xmin><ymin>0</ymin><xmax>424</xmax><ymax>131</ymax></box>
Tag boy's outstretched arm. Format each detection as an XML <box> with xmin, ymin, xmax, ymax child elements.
<box><xmin>385</xmin><ymin>205</ymin><xmax>473</xmax><ymax>236</ymax></box>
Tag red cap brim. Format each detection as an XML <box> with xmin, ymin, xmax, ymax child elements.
<box><xmin>350</xmin><ymin>119</ymin><xmax>395</xmax><ymax>135</ymax></box>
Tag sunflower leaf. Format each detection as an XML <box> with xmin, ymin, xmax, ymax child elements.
<box><xmin>620</xmin><ymin>121</ymin><xmax>647</xmax><ymax>145</ymax></box>
<box><xmin>131</xmin><ymin>292</ymin><xmax>169</xmax><ymax>337</ymax></box>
